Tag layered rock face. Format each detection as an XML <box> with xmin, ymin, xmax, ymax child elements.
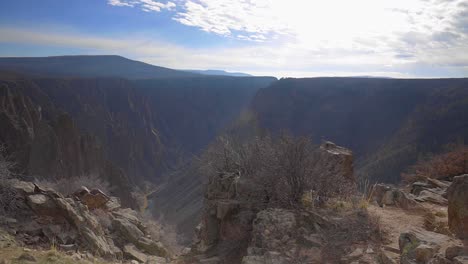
<box><xmin>448</xmin><ymin>175</ymin><xmax>468</xmax><ymax>239</ymax></box>
<box><xmin>0</xmin><ymin>74</ymin><xmax>275</xmax><ymax>209</ymax></box>
<box><xmin>0</xmin><ymin>79</ymin><xmax>136</xmax><ymax>206</ymax></box>
<box><xmin>1</xmin><ymin>179</ymin><xmax>169</xmax><ymax>263</ymax></box>
<box><xmin>251</xmin><ymin>77</ymin><xmax>468</xmax><ymax>183</ymax></box>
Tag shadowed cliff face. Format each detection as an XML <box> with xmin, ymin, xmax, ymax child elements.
<box><xmin>0</xmin><ymin>73</ymin><xmax>276</xmax><ymax>206</ymax></box>
<box><xmin>251</xmin><ymin>77</ymin><xmax>468</xmax><ymax>182</ymax></box>
<box><xmin>0</xmin><ymin>78</ymin><xmax>136</xmax><ymax>206</ymax></box>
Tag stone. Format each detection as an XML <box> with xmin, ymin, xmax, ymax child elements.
<box><xmin>446</xmin><ymin>245</ymin><xmax>468</xmax><ymax>260</ymax></box>
<box><xmin>415</xmin><ymin>244</ymin><xmax>437</xmax><ymax>263</ymax></box>
<box><xmin>80</xmin><ymin>227</ymin><xmax>115</xmax><ymax>257</ymax></box>
<box><xmin>378</xmin><ymin>250</ymin><xmax>397</xmax><ymax>264</ymax></box>
<box><xmin>447</xmin><ymin>175</ymin><xmax>468</xmax><ymax>239</ymax></box>
<box><xmin>373</xmin><ymin>184</ymin><xmax>422</xmax><ymax>210</ymax></box>
<box><xmin>416</xmin><ymin>190</ymin><xmax>448</xmax><ymax>205</ymax></box>
<box><xmin>147</xmin><ymin>256</ymin><xmax>168</xmax><ymax>264</ymax></box>
<box><xmin>113</xmin><ymin>218</ymin><xmax>144</xmax><ymax>244</ymax></box>
<box><xmin>26</xmin><ymin>194</ymin><xmax>57</xmax><ymax>215</ymax></box>
<box><xmin>105</xmin><ymin>196</ymin><xmax>121</xmax><ymax>211</ymax></box>
<box><xmin>124</xmin><ymin>244</ymin><xmax>148</xmax><ymax>263</ymax></box>
<box><xmin>399</xmin><ymin>229</ymin><xmax>450</xmax><ymax>264</ymax></box>
<box><xmin>136</xmin><ymin>237</ymin><xmax>167</xmax><ymax>257</ymax></box>
<box><xmin>242</xmin><ymin>256</ymin><xmax>266</xmax><ymax>264</ymax></box>
<box><xmin>454</xmin><ymin>256</ymin><xmax>468</xmax><ymax>264</ymax></box>
<box><xmin>344</xmin><ymin>247</ymin><xmax>364</xmax><ymax>261</ymax></box>
<box><xmin>73</xmin><ymin>187</ymin><xmax>110</xmax><ymax>210</ymax></box>
<box><xmin>10</xmin><ymin>180</ymin><xmax>35</xmax><ymax>195</ymax></box>
<box><xmin>199</xmin><ymin>257</ymin><xmax>221</xmax><ymax>264</ymax></box>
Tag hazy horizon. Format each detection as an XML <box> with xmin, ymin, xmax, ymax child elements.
<box><xmin>1</xmin><ymin>0</ymin><xmax>467</xmax><ymax>78</ymax></box>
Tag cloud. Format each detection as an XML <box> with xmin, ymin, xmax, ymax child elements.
<box><xmin>4</xmin><ymin>0</ymin><xmax>468</xmax><ymax>78</ymax></box>
<box><xmin>108</xmin><ymin>0</ymin><xmax>175</xmax><ymax>12</ymax></box>
<box><xmin>1</xmin><ymin>26</ymin><xmax>467</xmax><ymax>78</ymax></box>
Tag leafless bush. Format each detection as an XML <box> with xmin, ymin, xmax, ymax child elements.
<box><xmin>199</xmin><ymin>133</ymin><xmax>354</xmax><ymax>207</ymax></box>
<box><xmin>0</xmin><ymin>144</ymin><xmax>17</xmax><ymax>215</ymax></box>
<box><xmin>402</xmin><ymin>144</ymin><xmax>468</xmax><ymax>183</ymax></box>
<box><xmin>35</xmin><ymin>174</ymin><xmax>112</xmax><ymax>196</ymax></box>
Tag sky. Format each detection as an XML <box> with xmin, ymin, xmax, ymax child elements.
<box><xmin>0</xmin><ymin>0</ymin><xmax>467</xmax><ymax>78</ymax></box>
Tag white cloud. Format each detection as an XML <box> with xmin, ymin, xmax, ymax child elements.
<box><xmin>108</xmin><ymin>0</ymin><xmax>175</xmax><ymax>12</ymax></box>
<box><xmin>3</xmin><ymin>0</ymin><xmax>468</xmax><ymax>77</ymax></box>
<box><xmin>1</xmin><ymin>26</ymin><xmax>467</xmax><ymax>78</ymax></box>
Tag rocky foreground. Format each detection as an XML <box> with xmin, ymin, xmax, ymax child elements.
<box><xmin>0</xmin><ymin>142</ymin><xmax>467</xmax><ymax>264</ymax></box>
<box><xmin>0</xmin><ymin>180</ymin><xmax>170</xmax><ymax>263</ymax></box>
<box><xmin>178</xmin><ymin>142</ymin><xmax>468</xmax><ymax>264</ymax></box>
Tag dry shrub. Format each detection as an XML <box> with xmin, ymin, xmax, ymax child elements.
<box><xmin>423</xmin><ymin>211</ymin><xmax>450</xmax><ymax>235</ymax></box>
<box><xmin>402</xmin><ymin>145</ymin><xmax>468</xmax><ymax>183</ymax></box>
<box><xmin>199</xmin><ymin>134</ymin><xmax>354</xmax><ymax>208</ymax></box>
<box><xmin>35</xmin><ymin>174</ymin><xmax>112</xmax><ymax>196</ymax></box>
<box><xmin>0</xmin><ymin>144</ymin><xmax>17</xmax><ymax>215</ymax></box>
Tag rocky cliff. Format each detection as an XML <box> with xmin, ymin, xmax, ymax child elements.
<box><xmin>0</xmin><ymin>72</ymin><xmax>275</xmax><ymax>206</ymax></box>
<box><xmin>186</xmin><ymin>142</ymin><xmax>357</xmax><ymax>264</ymax></box>
<box><xmin>250</xmin><ymin>77</ymin><xmax>468</xmax><ymax>183</ymax></box>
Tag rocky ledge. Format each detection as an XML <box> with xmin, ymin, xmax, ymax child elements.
<box><xmin>0</xmin><ymin>179</ymin><xmax>170</xmax><ymax>263</ymax></box>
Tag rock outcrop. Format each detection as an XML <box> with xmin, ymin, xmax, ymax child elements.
<box><xmin>399</xmin><ymin>228</ymin><xmax>465</xmax><ymax>264</ymax></box>
<box><xmin>1</xmin><ymin>179</ymin><xmax>170</xmax><ymax>262</ymax></box>
<box><xmin>373</xmin><ymin>184</ymin><xmax>423</xmax><ymax>210</ymax></box>
<box><xmin>447</xmin><ymin>175</ymin><xmax>468</xmax><ymax>239</ymax></box>
<box><xmin>192</xmin><ymin>142</ymin><xmax>360</xmax><ymax>263</ymax></box>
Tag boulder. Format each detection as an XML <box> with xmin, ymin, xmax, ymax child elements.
<box><xmin>454</xmin><ymin>256</ymin><xmax>468</xmax><ymax>264</ymax></box>
<box><xmin>10</xmin><ymin>180</ymin><xmax>35</xmax><ymax>195</ymax></box>
<box><xmin>446</xmin><ymin>245</ymin><xmax>468</xmax><ymax>260</ymax></box>
<box><xmin>124</xmin><ymin>244</ymin><xmax>148</xmax><ymax>263</ymax></box>
<box><xmin>374</xmin><ymin>184</ymin><xmax>422</xmax><ymax>210</ymax></box>
<box><xmin>147</xmin><ymin>256</ymin><xmax>168</xmax><ymax>264</ymax></box>
<box><xmin>73</xmin><ymin>187</ymin><xmax>110</xmax><ymax>210</ymax></box>
<box><xmin>399</xmin><ymin>229</ymin><xmax>451</xmax><ymax>264</ymax></box>
<box><xmin>447</xmin><ymin>175</ymin><xmax>468</xmax><ymax>239</ymax></box>
<box><xmin>80</xmin><ymin>227</ymin><xmax>115</xmax><ymax>257</ymax></box>
<box><xmin>137</xmin><ymin>237</ymin><xmax>168</xmax><ymax>257</ymax></box>
<box><xmin>416</xmin><ymin>190</ymin><xmax>448</xmax><ymax>205</ymax></box>
<box><xmin>415</xmin><ymin>244</ymin><xmax>437</xmax><ymax>263</ymax></box>
<box><xmin>113</xmin><ymin>218</ymin><xmax>144</xmax><ymax>244</ymax></box>
<box><xmin>26</xmin><ymin>194</ymin><xmax>58</xmax><ymax>215</ymax></box>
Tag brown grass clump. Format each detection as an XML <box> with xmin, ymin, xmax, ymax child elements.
<box><xmin>402</xmin><ymin>145</ymin><xmax>468</xmax><ymax>183</ymax></box>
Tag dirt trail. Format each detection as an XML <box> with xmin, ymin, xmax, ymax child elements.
<box><xmin>367</xmin><ymin>204</ymin><xmax>425</xmax><ymax>250</ymax></box>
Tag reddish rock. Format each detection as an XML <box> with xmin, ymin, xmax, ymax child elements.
<box><xmin>447</xmin><ymin>175</ymin><xmax>468</xmax><ymax>239</ymax></box>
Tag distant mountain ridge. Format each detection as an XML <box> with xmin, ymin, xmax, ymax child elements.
<box><xmin>185</xmin><ymin>69</ymin><xmax>252</xmax><ymax>77</ymax></box>
<box><xmin>0</xmin><ymin>55</ymin><xmax>199</xmax><ymax>79</ymax></box>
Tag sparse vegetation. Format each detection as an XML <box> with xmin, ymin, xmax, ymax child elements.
<box><xmin>402</xmin><ymin>144</ymin><xmax>468</xmax><ymax>183</ymax></box>
<box><xmin>0</xmin><ymin>144</ymin><xmax>17</xmax><ymax>215</ymax></box>
<box><xmin>200</xmin><ymin>133</ymin><xmax>355</xmax><ymax>208</ymax></box>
